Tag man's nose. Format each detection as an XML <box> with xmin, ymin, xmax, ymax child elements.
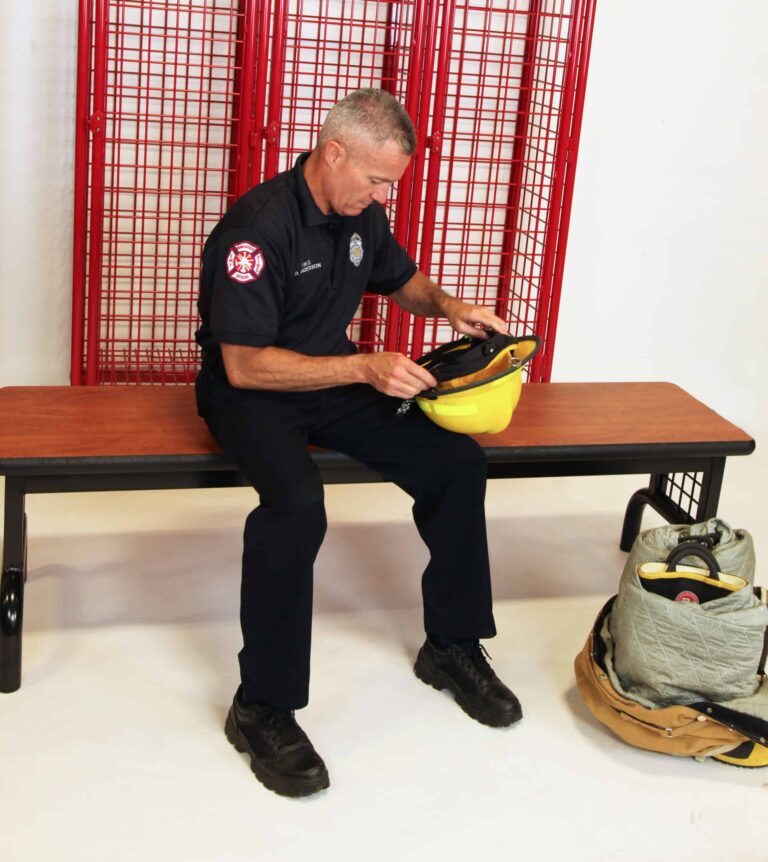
<box><xmin>371</xmin><ymin>186</ymin><xmax>388</xmax><ymax>204</ymax></box>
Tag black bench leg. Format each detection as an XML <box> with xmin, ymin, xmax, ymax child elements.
<box><xmin>695</xmin><ymin>458</ymin><xmax>725</xmax><ymax>521</ymax></box>
<box><xmin>620</xmin><ymin>487</ymin><xmax>658</xmax><ymax>551</ymax></box>
<box><xmin>620</xmin><ymin>458</ymin><xmax>726</xmax><ymax>551</ymax></box>
<box><xmin>2</xmin><ymin>477</ymin><xmax>27</xmax><ymax>693</ymax></box>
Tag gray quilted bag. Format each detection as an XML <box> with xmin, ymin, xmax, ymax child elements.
<box><xmin>611</xmin><ymin>539</ymin><xmax>768</xmax><ymax>708</ymax></box>
<box><xmin>622</xmin><ymin>518</ymin><xmax>755</xmax><ymax>585</ymax></box>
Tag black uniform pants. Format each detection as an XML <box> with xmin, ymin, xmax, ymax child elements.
<box><xmin>196</xmin><ymin>372</ymin><xmax>496</xmax><ymax>709</ymax></box>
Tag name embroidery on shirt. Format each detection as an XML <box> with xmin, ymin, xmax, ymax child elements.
<box><xmin>294</xmin><ymin>259</ymin><xmax>323</xmax><ymax>277</ymax></box>
<box><xmin>226</xmin><ymin>241</ymin><xmax>265</xmax><ymax>284</ymax></box>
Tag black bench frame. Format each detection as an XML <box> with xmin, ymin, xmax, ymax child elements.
<box><xmin>2</xmin><ymin>439</ymin><xmax>742</xmax><ymax>693</ymax></box>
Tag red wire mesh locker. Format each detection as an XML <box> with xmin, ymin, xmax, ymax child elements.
<box><xmin>251</xmin><ymin>0</ymin><xmax>420</xmax><ymax>354</ymax></box>
<box><xmin>382</xmin><ymin>0</ymin><xmax>596</xmax><ymax>378</ymax></box>
<box><xmin>72</xmin><ymin>0</ymin><xmax>249</xmax><ymax>384</ymax></box>
<box><xmin>71</xmin><ymin>0</ymin><xmax>596</xmax><ymax>385</ymax></box>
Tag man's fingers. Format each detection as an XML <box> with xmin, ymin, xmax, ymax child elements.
<box><xmin>470</xmin><ymin>312</ymin><xmax>510</xmax><ymax>335</ymax></box>
<box><xmin>371</xmin><ymin>354</ymin><xmax>437</xmax><ymax>398</ymax></box>
<box><xmin>412</xmin><ymin>367</ymin><xmax>438</xmax><ymax>389</ymax></box>
<box><xmin>488</xmin><ymin>314</ymin><xmax>510</xmax><ymax>335</ymax></box>
<box><xmin>479</xmin><ymin>313</ymin><xmax>509</xmax><ymax>334</ymax></box>
<box><xmin>388</xmin><ymin>374</ymin><xmax>427</xmax><ymax>399</ymax></box>
<box><xmin>395</xmin><ymin>373</ymin><xmax>435</xmax><ymax>396</ymax></box>
<box><xmin>453</xmin><ymin>305</ymin><xmax>511</xmax><ymax>336</ymax></box>
<box><xmin>456</xmin><ymin>319</ymin><xmax>492</xmax><ymax>339</ymax></box>
<box><xmin>468</xmin><ymin>324</ymin><xmax>491</xmax><ymax>339</ymax></box>
<box><xmin>399</xmin><ymin>359</ymin><xmax>437</xmax><ymax>390</ymax></box>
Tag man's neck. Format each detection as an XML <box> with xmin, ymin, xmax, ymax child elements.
<box><xmin>301</xmin><ymin>151</ymin><xmax>333</xmax><ymax>215</ymax></box>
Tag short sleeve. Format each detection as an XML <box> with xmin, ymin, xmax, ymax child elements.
<box><xmin>366</xmin><ymin>203</ymin><xmax>417</xmax><ymax>296</ymax></box>
<box><xmin>208</xmin><ymin>228</ymin><xmax>286</xmax><ymax>347</ymax></box>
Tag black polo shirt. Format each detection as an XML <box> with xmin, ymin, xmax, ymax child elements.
<box><xmin>195</xmin><ymin>153</ymin><xmax>417</xmax><ymax>373</ymax></box>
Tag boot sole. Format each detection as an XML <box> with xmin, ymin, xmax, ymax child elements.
<box><xmin>225</xmin><ymin>709</ymin><xmax>330</xmax><ymax>798</ymax></box>
<box><xmin>414</xmin><ymin>656</ymin><xmax>522</xmax><ymax>728</ymax></box>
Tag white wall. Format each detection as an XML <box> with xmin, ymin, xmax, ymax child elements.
<box><xmin>0</xmin><ymin>3</ymin><xmax>77</xmax><ymax>385</ymax></box>
<box><xmin>1</xmin><ymin>1</ymin><xmax>766</xmax><ymax>510</ymax></box>
<box><xmin>552</xmin><ymin>0</ymin><xmax>768</xmax><ymax>540</ymax></box>
<box><xmin>555</xmin><ymin>0</ymin><xmax>768</xmax><ymax>438</ymax></box>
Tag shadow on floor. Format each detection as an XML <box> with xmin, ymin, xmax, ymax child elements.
<box><xmin>16</xmin><ymin>510</ymin><xmax>629</xmax><ymax>633</ymax></box>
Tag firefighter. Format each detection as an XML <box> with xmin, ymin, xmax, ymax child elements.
<box><xmin>194</xmin><ymin>89</ymin><xmax>522</xmax><ymax>798</ymax></box>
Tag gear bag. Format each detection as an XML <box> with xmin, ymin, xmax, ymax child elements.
<box><xmin>575</xmin><ymin>521</ymin><xmax>768</xmax><ymax>768</ymax></box>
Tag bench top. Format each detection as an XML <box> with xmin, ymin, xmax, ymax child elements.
<box><xmin>0</xmin><ymin>382</ymin><xmax>754</xmax><ymax>475</ymax></box>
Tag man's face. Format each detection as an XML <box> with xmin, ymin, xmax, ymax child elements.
<box><xmin>325</xmin><ymin>137</ymin><xmax>411</xmax><ymax>216</ymax></box>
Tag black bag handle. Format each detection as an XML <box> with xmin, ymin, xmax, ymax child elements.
<box><xmin>666</xmin><ymin>542</ymin><xmax>720</xmax><ymax>580</ymax></box>
<box><xmin>676</xmin><ymin>531</ymin><xmax>720</xmax><ymax>550</ymax></box>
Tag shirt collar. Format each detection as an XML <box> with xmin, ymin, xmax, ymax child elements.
<box><xmin>291</xmin><ymin>152</ymin><xmax>342</xmax><ymax>228</ymax></box>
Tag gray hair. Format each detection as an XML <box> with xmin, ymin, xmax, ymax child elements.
<box><xmin>318</xmin><ymin>89</ymin><xmax>416</xmax><ymax>156</ymax></box>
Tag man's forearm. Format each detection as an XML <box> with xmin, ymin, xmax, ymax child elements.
<box><xmin>223</xmin><ymin>344</ymin><xmax>367</xmax><ymax>391</ymax></box>
<box><xmin>390</xmin><ymin>270</ymin><xmax>460</xmax><ymax>317</ymax></box>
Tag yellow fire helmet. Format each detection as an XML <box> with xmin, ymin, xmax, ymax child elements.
<box><xmin>400</xmin><ymin>331</ymin><xmax>541</xmax><ymax>435</ymax></box>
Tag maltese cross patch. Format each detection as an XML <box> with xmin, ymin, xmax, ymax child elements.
<box><xmin>226</xmin><ymin>241</ymin><xmax>265</xmax><ymax>284</ymax></box>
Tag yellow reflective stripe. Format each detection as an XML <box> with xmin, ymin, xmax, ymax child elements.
<box><xmin>431</xmin><ymin>402</ymin><xmax>480</xmax><ymax>416</ymax></box>
<box><xmin>638</xmin><ymin>564</ymin><xmax>746</xmax><ymax>591</ymax></box>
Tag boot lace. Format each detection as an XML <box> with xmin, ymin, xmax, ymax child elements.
<box><xmin>447</xmin><ymin>641</ymin><xmax>496</xmax><ymax>684</ymax></box>
<box><xmin>261</xmin><ymin>707</ymin><xmax>306</xmax><ymax>751</ymax></box>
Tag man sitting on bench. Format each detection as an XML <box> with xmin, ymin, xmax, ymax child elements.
<box><xmin>194</xmin><ymin>88</ymin><xmax>521</xmax><ymax>798</ymax></box>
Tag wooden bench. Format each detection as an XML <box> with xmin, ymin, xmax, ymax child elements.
<box><xmin>0</xmin><ymin>382</ymin><xmax>754</xmax><ymax>693</ymax></box>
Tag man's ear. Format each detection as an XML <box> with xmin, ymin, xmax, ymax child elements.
<box><xmin>323</xmin><ymin>140</ymin><xmax>345</xmax><ymax>170</ymax></box>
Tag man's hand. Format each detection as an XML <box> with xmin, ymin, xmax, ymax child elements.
<box><xmin>361</xmin><ymin>352</ymin><xmax>438</xmax><ymax>399</ymax></box>
<box><xmin>441</xmin><ymin>295</ymin><xmax>510</xmax><ymax>339</ymax></box>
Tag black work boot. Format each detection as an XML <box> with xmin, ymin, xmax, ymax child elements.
<box><xmin>414</xmin><ymin>638</ymin><xmax>523</xmax><ymax>728</ymax></box>
<box><xmin>224</xmin><ymin>685</ymin><xmax>330</xmax><ymax>797</ymax></box>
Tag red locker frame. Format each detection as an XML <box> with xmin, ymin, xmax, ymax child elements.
<box><xmin>71</xmin><ymin>0</ymin><xmax>596</xmax><ymax>385</ymax></box>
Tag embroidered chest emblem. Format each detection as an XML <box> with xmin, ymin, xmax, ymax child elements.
<box><xmin>226</xmin><ymin>241</ymin><xmax>265</xmax><ymax>284</ymax></box>
<box><xmin>349</xmin><ymin>233</ymin><xmax>364</xmax><ymax>268</ymax></box>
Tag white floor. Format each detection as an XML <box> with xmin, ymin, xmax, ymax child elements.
<box><xmin>1</xmin><ymin>463</ymin><xmax>767</xmax><ymax>862</ymax></box>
